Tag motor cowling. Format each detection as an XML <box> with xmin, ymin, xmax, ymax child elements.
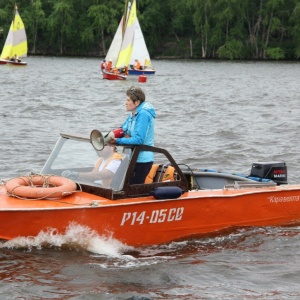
<box><xmin>250</xmin><ymin>162</ymin><xmax>287</xmax><ymax>184</ymax></box>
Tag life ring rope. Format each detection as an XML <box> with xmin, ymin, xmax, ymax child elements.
<box><xmin>5</xmin><ymin>174</ymin><xmax>79</xmax><ymax>200</ymax></box>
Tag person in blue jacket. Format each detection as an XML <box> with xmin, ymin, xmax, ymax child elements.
<box><xmin>112</xmin><ymin>86</ymin><xmax>156</xmax><ymax>184</ymax></box>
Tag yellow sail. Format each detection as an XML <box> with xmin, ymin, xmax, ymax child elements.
<box><xmin>144</xmin><ymin>59</ymin><xmax>151</xmax><ymax>67</ymax></box>
<box><xmin>1</xmin><ymin>6</ymin><xmax>27</xmax><ymax>59</ymax></box>
<box><xmin>116</xmin><ymin>0</ymin><xmax>137</xmax><ymax>68</ymax></box>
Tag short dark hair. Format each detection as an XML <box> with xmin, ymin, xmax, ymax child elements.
<box><xmin>126</xmin><ymin>86</ymin><xmax>145</xmax><ymax>103</ymax></box>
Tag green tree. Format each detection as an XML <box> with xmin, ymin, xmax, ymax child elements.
<box><xmin>1</xmin><ymin>0</ymin><xmax>300</xmax><ymax>60</ymax></box>
<box><xmin>290</xmin><ymin>0</ymin><xmax>300</xmax><ymax>58</ymax></box>
<box><xmin>87</xmin><ymin>0</ymin><xmax>124</xmax><ymax>56</ymax></box>
<box><xmin>213</xmin><ymin>0</ymin><xmax>249</xmax><ymax>59</ymax></box>
<box><xmin>188</xmin><ymin>0</ymin><xmax>215</xmax><ymax>58</ymax></box>
<box><xmin>167</xmin><ymin>0</ymin><xmax>195</xmax><ymax>57</ymax></box>
<box><xmin>138</xmin><ymin>0</ymin><xmax>167</xmax><ymax>54</ymax></box>
<box><xmin>47</xmin><ymin>0</ymin><xmax>76</xmax><ymax>54</ymax></box>
<box><xmin>25</xmin><ymin>0</ymin><xmax>46</xmax><ymax>54</ymax></box>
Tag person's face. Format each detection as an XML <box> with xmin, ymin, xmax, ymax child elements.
<box><xmin>100</xmin><ymin>145</ymin><xmax>113</xmax><ymax>158</ymax></box>
<box><xmin>126</xmin><ymin>96</ymin><xmax>140</xmax><ymax>112</ymax></box>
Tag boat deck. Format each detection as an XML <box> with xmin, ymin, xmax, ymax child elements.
<box><xmin>1</xmin><ymin>182</ymin><xmax>299</xmax><ymax>210</ymax></box>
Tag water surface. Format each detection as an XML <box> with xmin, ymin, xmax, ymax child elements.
<box><xmin>1</xmin><ymin>57</ymin><xmax>300</xmax><ymax>299</ymax></box>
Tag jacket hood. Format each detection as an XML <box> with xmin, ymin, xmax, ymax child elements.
<box><xmin>137</xmin><ymin>102</ymin><xmax>156</xmax><ymax>118</ymax></box>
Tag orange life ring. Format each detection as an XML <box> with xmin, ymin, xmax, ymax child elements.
<box><xmin>5</xmin><ymin>174</ymin><xmax>77</xmax><ymax>199</ymax></box>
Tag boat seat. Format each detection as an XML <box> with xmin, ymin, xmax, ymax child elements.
<box><xmin>161</xmin><ymin>165</ymin><xmax>175</xmax><ymax>182</ymax></box>
<box><xmin>145</xmin><ymin>164</ymin><xmax>159</xmax><ymax>184</ymax></box>
<box><xmin>150</xmin><ymin>164</ymin><xmax>176</xmax><ymax>183</ymax></box>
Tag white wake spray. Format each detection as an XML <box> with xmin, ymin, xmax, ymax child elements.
<box><xmin>0</xmin><ymin>222</ymin><xmax>132</xmax><ymax>257</ymax></box>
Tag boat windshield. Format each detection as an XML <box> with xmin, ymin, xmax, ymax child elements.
<box><xmin>41</xmin><ymin>134</ymin><xmax>186</xmax><ymax>194</ymax></box>
<box><xmin>40</xmin><ymin>135</ymin><xmax>129</xmax><ymax>189</ymax></box>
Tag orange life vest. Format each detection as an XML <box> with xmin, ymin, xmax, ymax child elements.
<box><xmin>134</xmin><ymin>61</ymin><xmax>141</xmax><ymax>70</ymax></box>
<box><xmin>106</xmin><ymin>61</ymin><xmax>112</xmax><ymax>72</ymax></box>
<box><xmin>93</xmin><ymin>153</ymin><xmax>123</xmax><ymax>187</ymax></box>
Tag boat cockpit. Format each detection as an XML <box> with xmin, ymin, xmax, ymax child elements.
<box><xmin>41</xmin><ymin>133</ymin><xmax>189</xmax><ymax>200</ymax></box>
<box><xmin>40</xmin><ymin>133</ymin><xmax>285</xmax><ymax>200</ymax></box>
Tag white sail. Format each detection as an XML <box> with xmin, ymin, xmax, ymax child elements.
<box><xmin>105</xmin><ymin>17</ymin><xmax>124</xmax><ymax>66</ymax></box>
<box><xmin>116</xmin><ymin>0</ymin><xmax>137</xmax><ymax>68</ymax></box>
<box><xmin>129</xmin><ymin>19</ymin><xmax>151</xmax><ymax>67</ymax></box>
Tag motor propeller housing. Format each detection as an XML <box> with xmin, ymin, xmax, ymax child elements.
<box><xmin>250</xmin><ymin>162</ymin><xmax>287</xmax><ymax>184</ymax></box>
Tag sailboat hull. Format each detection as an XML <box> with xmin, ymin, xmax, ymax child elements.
<box><xmin>0</xmin><ymin>59</ymin><xmax>27</xmax><ymax>66</ymax></box>
<box><xmin>8</xmin><ymin>61</ymin><xmax>27</xmax><ymax>66</ymax></box>
<box><xmin>102</xmin><ymin>70</ymin><xmax>127</xmax><ymax>80</ymax></box>
<box><xmin>128</xmin><ymin>69</ymin><xmax>156</xmax><ymax>75</ymax></box>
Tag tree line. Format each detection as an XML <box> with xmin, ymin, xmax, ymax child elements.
<box><xmin>0</xmin><ymin>0</ymin><xmax>300</xmax><ymax>60</ymax></box>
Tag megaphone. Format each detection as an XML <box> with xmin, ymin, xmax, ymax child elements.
<box><xmin>90</xmin><ymin>128</ymin><xmax>124</xmax><ymax>151</ymax></box>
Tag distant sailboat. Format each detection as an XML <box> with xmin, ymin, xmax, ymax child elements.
<box><xmin>102</xmin><ymin>0</ymin><xmax>155</xmax><ymax>80</ymax></box>
<box><xmin>102</xmin><ymin>0</ymin><xmax>136</xmax><ymax>80</ymax></box>
<box><xmin>128</xmin><ymin>15</ymin><xmax>155</xmax><ymax>75</ymax></box>
<box><xmin>0</xmin><ymin>4</ymin><xmax>28</xmax><ymax>66</ymax></box>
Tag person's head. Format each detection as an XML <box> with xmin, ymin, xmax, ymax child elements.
<box><xmin>100</xmin><ymin>144</ymin><xmax>115</xmax><ymax>158</ymax></box>
<box><xmin>135</xmin><ymin>59</ymin><xmax>138</xmax><ymax>62</ymax></box>
<box><xmin>126</xmin><ymin>86</ymin><xmax>145</xmax><ymax>113</ymax></box>
<box><xmin>103</xmin><ymin>59</ymin><xmax>106</xmax><ymax>62</ymax></box>
<box><xmin>126</xmin><ymin>86</ymin><xmax>145</xmax><ymax>103</ymax></box>
<box><xmin>109</xmin><ymin>58</ymin><xmax>112</xmax><ymax>62</ymax></box>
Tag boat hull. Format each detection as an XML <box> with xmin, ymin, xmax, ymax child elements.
<box><xmin>0</xmin><ymin>59</ymin><xmax>27</xmax><ymax>66</ymax></box>
<box><xmin>128</xmin><ymin>69</ymin><xmax>155</xmax><ymax>75</ymax></box>
<box><xmin>102</xmin><ymin>70</ymin><xmax>127</xmax><ymax>80</ymax></box>
<box><xmin>1</xmin><ymin>184</ymin><xmax>300</xmax><ymax>246</ymax></box>
<box><xmin>9</xmin><ymin>61</ymin><xmax>27</xmax><ymax>66</ymax></box>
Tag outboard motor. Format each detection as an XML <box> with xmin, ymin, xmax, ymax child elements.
<box><xmin>250</xmin><ymin>162</ymin><xmax>287</xmax><ymax>184</ymax></box>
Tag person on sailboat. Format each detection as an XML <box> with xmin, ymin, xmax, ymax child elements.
<box><xmin>110</xmin><ymin>86</ymin><xmax>156</xmax><ymax>184</ymax></box>
<box><xmin>134</xmin><ymin>59</ymin><xmax>141</xmax><ymax>70</ymax></box>
<box><xmin>121</xmin><ymin>66</ymin><xmax>129</xmax><ymax>75</ymax></box>
<box><xmin>12</xmin><ymin>54</ymin><xmax>21</xmax><ymax>62</ymax></box>
<box><xmin>106</xmin><ymin>59</ymin><xmax>113</xmax><ymax>72</ymax></box>
<box><xmin>113</xmin><ymin>67</ymin><xmax>118</xmax><ymax>75</ymax></box>
<box><xmin>100</xmin><ymin>59</ymin><xmax>106</xmax><ymax>72</ymax></box>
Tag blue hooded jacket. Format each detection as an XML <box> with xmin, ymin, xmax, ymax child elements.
<box><xmin>116</xmin><ymin>102</ymin><xmax>156</xmax><ymax>163</ymax></box>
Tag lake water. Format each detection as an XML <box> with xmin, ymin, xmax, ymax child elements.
<box><xmin>0</xmin><ymin>57</ymin><xmax>300</xmax><ymax>299</ymax></box>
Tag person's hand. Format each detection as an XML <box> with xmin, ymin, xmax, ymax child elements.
<box><xmin>110</xmin><ymin>138</ymin><xmax>117</xmax><ymax>144</ymax></box>
<box><xmin>62</xmin><ymin>170</ymin><xmax>79</xmax><ymax>179</ymax></box>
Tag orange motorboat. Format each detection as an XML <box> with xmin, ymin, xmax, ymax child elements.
<box><xmin>0</xmin><ymin>132</ymin><xmax>299</xmax><ymax>247</ymax></box>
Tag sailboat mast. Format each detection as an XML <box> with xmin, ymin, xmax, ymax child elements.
<box><xmin>13</xmin><ymin>3</ymin><xmax>17</xmax><ymax>22</ymax></box>
<box><xmin>122</xmin><ymin>0</ymin><xmax>129</xmax><ymax>39</ymax></box>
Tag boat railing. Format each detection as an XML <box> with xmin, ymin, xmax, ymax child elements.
<box><xmin>224</xmin><ymin>181</ymin><xmax>277</xmax><ymax>190</ymax></box>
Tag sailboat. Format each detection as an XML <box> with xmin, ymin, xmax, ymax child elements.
<box><xmin>102</xmin><ymin>0</ymin><xmax>155</xmax><ymax>80</ymax></box>
<box><xmin>127</xmin><ymin>15</ymin><xmax>156</xmax><ymax>75</ymax></box>
<box><xmin>102</xmin><ymin>0</ymin><xmax>136</xmax><ymax>80</ymax></box>
<box><xmin>0</xmin><ymin>4</ymin><xmax>28</xmax><ymax>66</ymax></box>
